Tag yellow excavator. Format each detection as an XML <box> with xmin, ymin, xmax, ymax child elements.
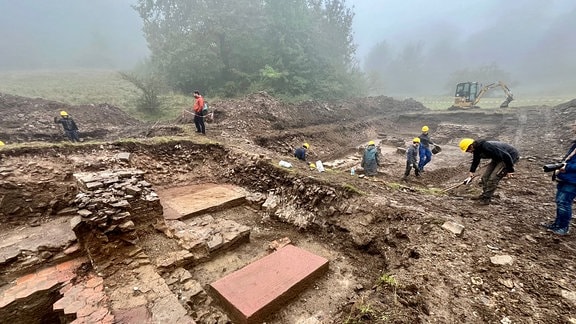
<box><xmin>449</xmin><ymin>81</ymin><xmax>514</xmax><ymax>110</ymax></box>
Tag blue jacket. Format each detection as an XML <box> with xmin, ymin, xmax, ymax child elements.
<box><xmin>557</xmin><ymin>141</ymin><xmax>576</xmax><ymax>184</ymax></box>
<box><xmin>361</xmin><ymin>145</ymin><xmax>380</xmax><ymax>168</ymax></box>
<box><xmin>294</xmin><ymin>147</ymin><xmax>307</xmax><ymax>161</ymax></box>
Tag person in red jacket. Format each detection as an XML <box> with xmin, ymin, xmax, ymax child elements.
<box><xmin>193</xmin><ymin>90</ymin><xmax>205</xmax><ymax>134</ymax></box>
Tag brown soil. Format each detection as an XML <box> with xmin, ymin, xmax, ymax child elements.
<box><xmin>1</xmin><ymin>91</ymin><xmax>576</xmax><ymax>323</ymax></box>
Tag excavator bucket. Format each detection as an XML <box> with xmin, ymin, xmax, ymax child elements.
<box><xmin>500</xmin><ymin>95</ymin><xmax>513</xmax><ymax>108</ymax></box>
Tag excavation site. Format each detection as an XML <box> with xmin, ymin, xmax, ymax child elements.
<box><xmin>1</xmin><ymin>92</ymin><xmax>576</xmax><ymax>323</ymax></box>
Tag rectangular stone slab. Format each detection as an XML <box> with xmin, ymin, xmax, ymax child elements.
<box><xmin>209</xmin><ymin>245</ymin><xmax>329</xmax><ymax>324</ymax></box>
<box><xmin>157</xmin><ymin>184</ymin><xmax>246</xmax><ymax>220</ymax></box>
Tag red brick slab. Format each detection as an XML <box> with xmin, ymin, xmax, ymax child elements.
<box><xmin>209</xmin><ymin>245</ymin><xmax>329</xmax><ymax>324</ymax></box>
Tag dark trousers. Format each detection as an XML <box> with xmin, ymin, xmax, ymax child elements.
<box><xmin>65</xmin><ymin>130</ymin><xmax>80</xmax><ymax>142</ymax></box>
<box><xmin>404</xmin><ymin>161</ymin><xmax>420</xmax><ymax>177</ymax></box>
<box><xmin>480</xmin><ymin>161</ymin><xmax>506</xmax><ymax>199</ymax></box>
<box><xmin>194</xmin><ymin>111</ymin><xmax>205</xmax><ymax>134</ymax></box>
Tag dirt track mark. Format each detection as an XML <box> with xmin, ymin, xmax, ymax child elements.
<box><xmin>512</xmin><ymin>108</ymin><xmax>528</xmax><ymax>147</ymax></box>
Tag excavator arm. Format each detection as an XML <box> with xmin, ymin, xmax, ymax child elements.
<box><xmin>473</xmin><ymin>81</ymin><xmax>514</xmax><ymax>108</ymax></box>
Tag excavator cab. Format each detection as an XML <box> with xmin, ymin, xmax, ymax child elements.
<box><xmin>450</xmin><ymin>81</ymin><xmax>513</xmax><ymax>110</ymax></box>
<box><xmin>453</xmin><ymin>82</ymin><xmax>481</xmax><ymax>108</ymax></box>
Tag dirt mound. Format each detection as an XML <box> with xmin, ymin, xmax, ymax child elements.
<box><xmin>177</xmin><ymin>91</ymin><xmax>427</xmax><ymax>133</ymax></box>
<box><xmin>0</xmin><ymin>92</ymin><xmax>153</xmax><ymax>143</ymax></box>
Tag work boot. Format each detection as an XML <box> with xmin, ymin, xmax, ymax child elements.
<box><xmin>475</xmin><ymin>198</ymin><xmax>490</xmax><ymax>205</ymax></box>
<box><xmin>540</xmin><ymin>222</ymin><xmax>560</xmax><ymax>230</ymax></box>
<box><xmin>551</xmin><ymin>227</ymin><xmax>569</xmax><ymax>236</ymax></box>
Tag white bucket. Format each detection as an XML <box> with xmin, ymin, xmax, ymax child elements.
<box><xmin>279</xmin><ymin>160</ymin><xmax>292</xmax><ymax>168</ymax></box>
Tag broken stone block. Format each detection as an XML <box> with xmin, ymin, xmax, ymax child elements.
<box><xmin>562</xmin><ymin>290</ymin><xmax>576</xmax><ymax>306</ymax></box>
<box><xmin>110</xmin><ymin>200</ymin><xmax>130</xmax><ymax>208</ymax></box>
<box><xmin>115</xmin><ymin>152</ymin><xmax>132</xmax><ymax>162</ymax></box>
<box><xmin>268</xmin><ymin>237</ymin><xmax>292</xmax><ymax>251</ymax></box>
<box><xmin>70</xmin><ymin>216</ymin><xmax>83</xmax><ymax>231</ymax></box>
<box><xmin>85</xmin><ymin>182</ymin><xmax>104</xmax><ymax>190</ymax></box>
<box><xmin>172</xmin><ymin>267</ymin><xmax>193</xmax><ymax>283</ymax></box>
<box><xmin>181</xmin><ymin>279</ymin><xmax>204</xmax><ymax>300</ymax></box>
<box><xmin>112</xmin><ymin>211</ymin><xmax>131</xmax><ymax>222</ymax></box>
<box><xmin>441</xmin><ymin>221</ymin><xmax>465</xmax><ymax>236</ymax></box>
<box><xmin>207</xmin><ymin>233</ymin><xmax>224</xmax><ymax>251</ymax></box>
<box><xmin>119</xmin><ymin>221</ymin><xmax>136</xmax><ymax>232</ymax></box>
<box><xmin>77</xmin><ymin>209</ymin><xmax>93</xmax><ymax>217</ymax></box>
<box><xmin>262</xmin><ymin>194</ymin><xmax>279</xmax><ymax>210</ymax></box>
<box><xmin>490</xmin><ymin>255</ymin><xmax>513</xmax><ymax>265</ymax></box>
<box><xmin>125</xmin><ymin>185</ymin><xmax>142</xmax><ymax>196</ymax></box>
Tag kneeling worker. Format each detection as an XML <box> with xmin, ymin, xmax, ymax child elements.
<box><xmin>294</xmin><ymin>143</ymin><xmax>310</xmax><ymax>161</ymax></box>
<box><xmin>459</xmin><ymin>138</ymin><xmax>519</xmax><ymax>205</ymax></box>
<box><xmin>361</xmin><ymin>141</ymin><xmax>380</xmax><ymax>176</ymax></box>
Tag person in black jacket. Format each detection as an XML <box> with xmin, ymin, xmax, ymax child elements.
<box><xmin>54</xmin><ymin>111</ymin><xmax>80</xmax><ymax>142</ymax></box>
<box><xmin>459</xmin><ymin>138</ymin><xmax>519</xmax><ymax>205</ymax></box>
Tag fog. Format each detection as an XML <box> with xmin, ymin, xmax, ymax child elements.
<box><xmin>0</xmin><ymin>0</ymin><xmax>574</xmax><ymax>96</ymax></box>
<box><xmin>0</xmin><ymin>0</ymin><xmax>147</xmax><ymax>70</ymax></box>
<box><xmin>351</xmin><ymin>0</ymin><xmax>576</xmax><ymax>95</ymax></box>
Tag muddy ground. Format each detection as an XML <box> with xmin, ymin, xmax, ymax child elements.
<box><xmin>1</xmin><ymin>91</ymin><xmax>576</xmax><ymax>323</ymax></box>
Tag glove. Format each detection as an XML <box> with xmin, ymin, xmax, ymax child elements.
<box><xmin>463</xmin><ymin>177</ymin><xmax>473</xmax><ymax>185</ymax></box>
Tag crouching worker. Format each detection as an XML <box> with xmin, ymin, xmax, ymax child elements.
<box><xmin>294</xmin><ymin>143</ymin><xmax>310</xmax><ymax>161</ymax></box>
<box><xmin>54</xmin><ymin>111</ymin><xmax>80</xmax><ymax>142</ymax></box>
<box><xmin>361</xmin><ymin>141</ymin><xmax>380</xmax><ymax>176</ymax></box>
<box><xmin>459</xmin><ymin>138</ymin><xmax>519</xmax><ymax>205</ymax></box>
<box><xmin>402</xmin><ymin>138</ymin><xmax>420</xmax><ymax>181</ymax></box>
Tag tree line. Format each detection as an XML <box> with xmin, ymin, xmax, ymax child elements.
<box><xmin>132</xmin><ymin>0</ymin><xmax>366</xmax><ymax>104</ymax></box>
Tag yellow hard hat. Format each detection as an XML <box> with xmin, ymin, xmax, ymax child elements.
<box><xmin>60</xmin><ymin>111</ymin><xmax>68</xmax><ymax>116</ymax></box>
<box><xmin>303</xmin><ymin>143</ymin><xmax>310</xmax><ymax>149</ymax></box>
<box><xmin>368</xmin><ymin>140</ymin><xmax>375</xmax><ymax>145</ymax></box>
<box><xmin>459</xmin><ymin>138</ymin><xmax>474</xmax><ymax>152</ymax></box>
<box><xmin>0</xmin><ymin>140</ymin><xmax>4</xmax><ymax>146</ymax></box>
<box><xmin>309</xmin><ymin>163</ymin><xmax>316</xmax><ymax>169</ymax></box>
<box><xmin>413</xmin><ymin>137</ymin><xmax>421</xmax><ymax>143</ymax></box>
<box><xmin>422</xmin><ymin>126</ymin><xmax>429</xmax><ymax>132</ymax></box>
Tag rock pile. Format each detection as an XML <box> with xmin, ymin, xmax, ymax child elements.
<box><xmin>70</xmin><ymin>169</ymin><xmax>163</xmax><ymax>269</ymax></box>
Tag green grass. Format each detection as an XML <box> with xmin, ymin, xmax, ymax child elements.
<box><xmin>0</xmin><ymin>69</ymin><xmax>195</xmax><ymax>121</ymax></box>
<box><xmin>414</xmin><ymin>96</ymin><xmax>573</xmax><ymax>110</ymax></box>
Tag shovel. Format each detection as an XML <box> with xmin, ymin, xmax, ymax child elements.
<box><xmin>442</xmin><ymin>175</ymin><xmax>476</xmax><ymax>192</ymax></box>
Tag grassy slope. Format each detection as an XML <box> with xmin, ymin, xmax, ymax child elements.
<box><xmin>0</xmin><ymin>69</ymin><xmax>194</xmax><ymax>121</ymax></box>
<box><xmin>0</xmin><ymin>70</ymin><xmax>571</xmax><ymax>118</ymax></box>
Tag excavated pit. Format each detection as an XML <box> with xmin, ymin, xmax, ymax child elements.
<box><xmin>0</xmin><ymin>141</ymin><xmax>406</xmax><ymax>323</ymax></box>
<box><xmin>1</xmin><ymin>93</ymin><xmax>576</xmax><ymax>323</ymax></box>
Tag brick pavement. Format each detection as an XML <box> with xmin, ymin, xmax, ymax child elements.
<box><xmin>0</xmin><ymin>257</ymin><xmax>114</xmax><ymax>324</ymax></box>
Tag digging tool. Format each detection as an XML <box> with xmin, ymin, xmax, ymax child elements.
<box><xmin>442</xmin><ymin>175</ymin><xmax>477</xmax><ymax>193</ymax></box>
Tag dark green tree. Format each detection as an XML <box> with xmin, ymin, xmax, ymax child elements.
<box><xmin>134</xmin><ymin>0</ymin><xmax>364</xmax><ymax>100</ymax></box>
